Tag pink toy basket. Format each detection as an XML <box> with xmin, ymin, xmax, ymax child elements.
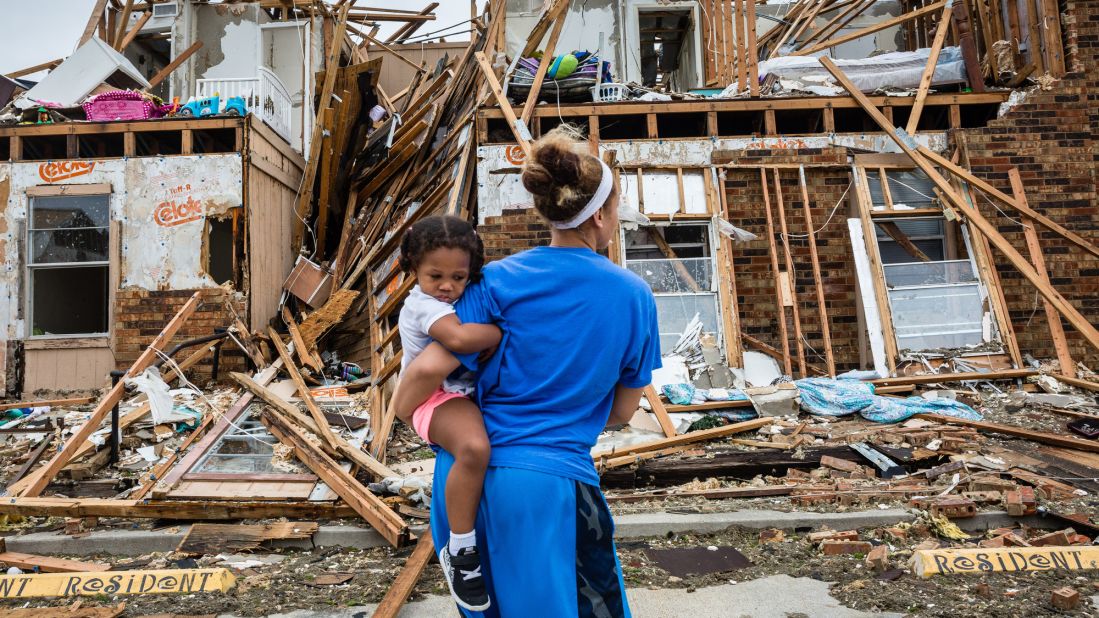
<box><xmin>83</xmin><ymin>90</ymin><xmax>157</xmax><ymax>122</ymax></box>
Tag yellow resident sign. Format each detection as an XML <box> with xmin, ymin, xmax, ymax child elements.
<box><xmin>0</xmin><ymin>568</ymin><xmax>236</xmax><ymax>598</ymax></box>
<box><xmin>912</xmin><ymin>546</ymin><xmax>1099</xmax><ymax>578</ymax></box>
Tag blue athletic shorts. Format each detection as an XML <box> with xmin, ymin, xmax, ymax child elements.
<box><xmin>430</xmin><ymin>450</ymin><xmax>632</xmax><ymax>617</ymax></box>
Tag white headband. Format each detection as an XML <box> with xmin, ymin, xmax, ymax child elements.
<box><xmin>552</xmin><ymin>160</ymin><xmax>613</xmax><ymax>229</ymax></box>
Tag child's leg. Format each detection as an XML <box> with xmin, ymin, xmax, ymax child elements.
<box><xmin>428</xmin><ymin>398</ymin><xmax>490</xmax><ymax>536</ymax></box>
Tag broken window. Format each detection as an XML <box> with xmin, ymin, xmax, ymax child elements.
<box><xmin>873</xmin><ymin>217</ymin><xmax>986</xmax><ymax>351</ymax></box>
<box><xmin>624</xmin><ymin>223</ymin><xmax>720</xmax><ymax>353</ymax></box>
<box><xmin>27</xmin><ymin>193</ymin><xmax>110</xmax><ymax>336</ymax></box>
<box><xmin>867</xmin><ymin>169</ymin><xmax>937</xmax><ymax>210</ymax></box>
<box><xmin>638</xmin><ymin>7</ymin><xmax>701</xmax><ymax>90</ymax></box>
<box><xmin>193</xmin><ymin>414</ymin><xmax>282</xmax><ymax>474</ymax></box>
<box><xmin>205</xmin><ymin>216</ymin><xmax>235</xmax><ymax>286</ymax></box>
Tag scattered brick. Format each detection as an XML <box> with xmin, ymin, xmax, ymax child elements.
<box><xmin>1004</xmin><ymin>486</ymin><xmax>1037</xmax><ymax>516</ymax></box>
<box><xmin>807</xmin><ymin>529</ymin><xmax>859</xmax><ymax>543</ymax></box>
<box><xmin>759</xmin><ymin>529</ymin><xmax>785</xmax><ymax>544</ymax></box>
<box><xmin>929</xmin><ymin>497</ymin><xmax>977</xmax><ymax>519</ymax></box>
<box><xmin>1050</xmin><ymin>587</ymin><xmax>1080</xmax><ymax>611</ymax></box>
<box><xmin>1030</xmin><ymin>530</ymin><xmax>1071</xmax><ymax>547</ymax></box>
<box><xmin>820</xmin><ymin>540</ymin><xmax>873</xmax><ymax>556</ymax></box>
<box><xmin>975</xmin><ymin>583</ymin><xmax>991</xmax><ymax>598</ymax></box>
<box><xmin>865</xmin><ymin>544</ymin><xmax>889</xmax><ymax>572</ymax></box>
<box><xmin>819</xmin><ymin>455</ymin><xmax>860</xmax><ymax>473</ymax></box>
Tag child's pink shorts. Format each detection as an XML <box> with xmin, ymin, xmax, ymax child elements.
<box><xmin>411</xmin><ymin>387</ymin><xmax>468</xmax><ymax>444</ymax></box>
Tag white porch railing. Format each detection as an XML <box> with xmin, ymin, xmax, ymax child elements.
<box><xmin>196</xmin><ymin>67</ymin><xmax>293</xmax><ymax>146</ymax></box>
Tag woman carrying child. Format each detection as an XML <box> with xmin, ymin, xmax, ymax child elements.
<box><xmin>394</xmin><ymin>126</ymin><xmax>661</xmax><ymax>617</ymax></box>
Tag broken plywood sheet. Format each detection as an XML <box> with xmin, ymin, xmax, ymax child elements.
<box><xmin>2</xmin><ymin>156</ymin><xmax>241</xmax><ymax>294</ymax></box>
<box><xmin>177</xmin><ymin>522</ymin><xmax>319</xmax><ymax>555</ymax></box>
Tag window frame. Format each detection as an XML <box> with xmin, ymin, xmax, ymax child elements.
<box><xmin>24</xmin><ymin>185</ymin><xmax>114</xmax><ymax>341</ymax></box>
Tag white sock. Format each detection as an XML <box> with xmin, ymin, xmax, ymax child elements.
<box><xmin>448</xmin><ymin>529</ymin><xmax>476</xmax><ymax>556</ymax></box>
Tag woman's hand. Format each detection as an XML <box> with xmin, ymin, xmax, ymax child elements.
<box><xmin>392</xmin><ymin>342</ymin><xmax>462</xmax><ymax>423</ymax></box>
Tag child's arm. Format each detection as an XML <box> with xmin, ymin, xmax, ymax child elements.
<box><xmin>606</xmin><ymin>384</ymin><xmax>645</xmax><ymax>427</ymax></box>
<box><xmin>428</xmin><ymin>314</ymin><xmax>502</xmax><ymax>355</ymax></box>
<box><xmin>392</xmin><ymin>342</ymin><xmax>461</xmax><ymax>424</ymax></box>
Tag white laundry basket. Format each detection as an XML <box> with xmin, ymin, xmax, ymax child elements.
<box><xmin>590</xmin><ymin>83</ymin><xmax>629</xmax><ymax>102</ymax></box>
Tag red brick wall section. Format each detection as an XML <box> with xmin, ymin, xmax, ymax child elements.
<box><xmin>959</xmin><ymin>0</ymin><xmax>1099</xmax><ymax>367</ymax></box>
<box><xmin>113</xmin><ymin>289</ymin><xmax>247</xmax><ymax>381</ymax></box>
<box><xmin>478</xmin><ymin>208</ymin><xmax>553</xmax><ymax>261</ymax></box>
<box><xmin>722</xmin><ymin>148</ymin><xmax>861</xmax><ymax>371</ymax></box>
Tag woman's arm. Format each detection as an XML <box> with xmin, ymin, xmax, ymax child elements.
<box><xmin>428</xmin><ymin>314</ymin><xmax>502</xmax><ymax>354</ymax></box>
<box><xmin>392</xmin><ymin>342</ymin><xmax>462</xmax><ymax>424</ymax></box>
<box><xmin>606</xmin><ymin>384</ymin><xmax>645</xmax><ymax>427</ymax></box>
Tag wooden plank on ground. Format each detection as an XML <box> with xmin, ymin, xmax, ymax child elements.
<box><xmin>176</xmin><ymin>522</ymin><xmax>319</xmax><ymax>555</ymax></box>
<box><xmin>592</xmin><ymin>417</ymin><xmax>773</xmax><ymax>460</ymax></box>
<box><xmin>19</xmin><ymin>292</ymin><xmax>203</xmax><ymax>497</ymax></box>
<box><xmin>642</xmin><ymin>385</ymin><xmax>677</xmax><ymax>438</ymax></box>
<box><xmin>917</xmin><ymin>413</ymin><xmax>1099</xmax><ymax>453</ymax></box>
<box><xmin>0</xmin><ymin>540</ymin><xmax>109</xmax><ymax>573</ymax></box>
<box><xmin>0</xmin><ymin>397</ymin><xmax>93</xmax><ymax>412</ymax></box>
<box><xmin>371</xmin><ymin>533</ymin><xmax>435</xmax><ymax>618</ymax></box>
<box><xmin>0</xmin><ymin>498</ymin><xmax>357</xmax><ymax>520</ymax></box>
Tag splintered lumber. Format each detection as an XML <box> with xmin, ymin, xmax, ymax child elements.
<box><xmin>519</xmin><ymin>0</ymin><xmax>568</xmax><ymax>126</ymax></box>
<box><xmin>261</xmin><ymin>408</ymin><xmax>409</xmax><ymax>547</ymax></box>
<box><xmin>231</xmin><ymin>372</ymin><xmax>398</xmax><ymax>481</ymax></box>
<box><xmin>794</xmin><ymin>1</ymin><xmax>948</xmax><ymax>56</ymax></box>
<box><xmin>177</xmin><ymin>522</ymin><xmax>319</xmax><ymax>555</ymax></box>
<box><xmin>4</xmin><ymin>59</ymin><xmax>63</xmax><ymax>80</ymax></box>
<box><xmin>473</xmin><ymin>51</ymin><xmax>532</xmax><ymax>157</ymax></box>
<box><xmin>772</xmin><ymin>169</ymin><xmax>808</xmax><ymax>377</ymax></box>
<box><xmin>0</xmin><ymin>497</ymin><xmax>356</xmax><ymax>520</ymax></box>
<box><xmin>877</xmin><ymin>221</ymin><xmax>933</xmax><ymax>261</ymax></box>
<box><xmin>818</xmin><ymin>55</ymin><xmax>1099</xmax><ymax>355</ymax></box>
<box><xmin>115</xmin><ymin>10</ymin><xmax>151</xmax><ymax>52</ymax></box>
<box><xmin>130</xmin><ymin>404</ymin><xmax>218</xmax><ymax>500</ymax></box>
<box><xmin>19</xmin><ymin>292</ymin><xmax>203</xmax><ymax>497</ymax></box>
<box><xmin>0</xmin><ymin>539</ymin><xmax>108</xmax><ymax>573</ymax></box>
<box><xmin>906</xmin><ymin>5</ymin><xmax>953</xmax><ymax>135</ymax></box>
<box><xmin>146</xmin><ymin>41</ymin><xmax>203</xmax><ymax>88</ymax></box>
<box><xmin>917</xmin><ymin>414</ymin><xmax>1099</xmax><ymax>453</ymax></box>
<box><xmin>870</xmin><ymin>369</ymin><xmax>1035</xmax><ymax>386</ymax></box>
<box><xmin>372</xmin><ymin>533</ymin><xmax>435</xmax><ymax>618</ymax></box>
<box><xmin>760</xmin><ymin>169</ymin><xmax>793</xmax><ymax>376</ymax></box>
<box><xmin>79</xmin><ymin>0</ymin><xmax>110</xmax><ymax>46</ymax></box>
<box><xmin>112</xmin><ymin>0</ymin><xmax>135</xmax><ymax>48</ymax></box>
<box><xmin>1051</xmin><ymin>374</ymin><xmax>1099</xmax><ymax>393</ymax></box>
<box><xmin>592</xmin><ymin>417</ymin><xmax>772</xmax><ymax>460</ymax></box>
<box><xmin>642</xmin><ymin>385</ymin><xmax>678</xmax><ymax>438</ymax></box>
<box><xmin>268</xmin><ymin>326</ymin><xmax>339</xmax><ymax>450</ymax></box>
<box><xmin>282</xmin><ymin>307</ymin><xmax>324</xmax><ymax>372</ymax></box>
<box><xmin>917</xmin><ymin>147</ymin><xmax>1099</xmax><ymax>261</ymax></box>
<box><xmin>1011</xmin><ymin>169</ymin><xmax>1074</xmax><ymax>378</ymax></box>
<box><xmin>0</xmin><ymin>397</ymin><xmax>93</xmax><ymax>412</ymax></box>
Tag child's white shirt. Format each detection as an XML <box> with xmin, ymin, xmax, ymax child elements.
<box><xmin>398</xmin><ymin>285</ymin><xmax>476</xmax><ymax>395</ymax></box>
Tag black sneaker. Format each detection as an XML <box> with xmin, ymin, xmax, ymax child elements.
<box><xmin>439</xmin><ymin>546</ymin><xmax>491</xmax><ymax>611</ymax></box>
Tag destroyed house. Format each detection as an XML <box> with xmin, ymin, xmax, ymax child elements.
<box><xmin>0</xmin><ymin>0</ymin><xmax>349</xmax><ymax>396</ymax></box>
<box><xmin>302</xmin><ymin>0</ymin><xmax>1098</xmax><ymax>448</ymax></box>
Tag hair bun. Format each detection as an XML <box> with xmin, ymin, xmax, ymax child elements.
<box><xmin>520</xmin><ymin>125</ymin><xmax>605</xmax><ymax>222</ymax></box>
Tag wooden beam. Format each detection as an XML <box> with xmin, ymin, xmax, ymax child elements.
<box><xmin>262</xmin><ymin>408</ymin><xmax>409</xmax><ymax>547</ymax></box>
<box><xmin>793</xmin><ymin>1</ymin><xmax>948</xmax><ymax>56</ymax></box>
<box><xmin>1050</xmin><ymin>373</ymin><xmax>1099</xmax><ymax>393</ymax></box>
<box><xmin>797</xmin><ymin>165</ymin><xmax>835</xmax><ymax>376</ymax></box>
<box><xmin>293</xmin><ymin>2</ymin><xmax>350</xmax><ymax>250</ymax></box>
<box><xmin>592</xmin><ymin>418</ymin><xmax>773</xmax><ymax>460</ymax></box>
<box><xmin>115</xmin><ymin>11</ymin><xmax>151</xmax><ymax>52</ymax></box>
<box><xmin>0</xmin><ymin>497</ymin><xmax>357</xmax><ymax>520</ymax></box>
<box><xmin>267</xmin><ymin>326</ymin><xmax>339</xmax><ymax>450</ymax></box>
<box><xmin>760</xmin><ymin>168</ymin><xmax>793</xmax><ymax>376</ymax></box>
<box><xmin>745</xmin><ymin>0</ymin><xmax>759</xmax><ymax>96</ymax></box>
<box><xmin>643</xmin><ymin>385</ymin><xmax>678</xmax><ymax>438</ymax></box>
<box><xmin>906</xmin><ymin>5</ymin><xmax>953</xmax><ymax>135</ymax></box>
<box><xmin>773</xmin><ymin>169</ymin><xmax>808</xmax><ymax>377</ymax></box>
<box><xmin>519</xmin><ymin>1</ymin><xmax>568</xmax><ymax>127</ymax></box>
<box><xmin>950</xmin><ymin>0</ymin><xmax>986</xmax><ymax>92</ymax></box>
<box><xmin>869</xmin><ymin>368</ymin><xmax>1036</xmax><ymax>386</ymax></box>
<box><xmin>877</xmin><ymin>221</ymin><xmax>933</xmax><ymax>261</ymax></box>
<box><xmin>1009</xmin><ymin>169</ymin><xmax>1073</xmax><ymax>378</ymax></box>
<box><xmin>282</xmin><ymin>306</ymin><xmax>324</xmax><ymax>372</ymax></box>
<box><xmin>0</xmin><ymin>541</ymin><xmax>109</xmax><ymax>573</ymax></box>
<box><xmin>80</xmin><ymin>0</ymin><xmax>110</xmax><ymax>46</ymax></box>
<box><xmin>0</xmin><ymin>397</ymin><xmax>93</xmax><ymax>412</ymax></box>
<box><xmin>4</xmin><ymin>59</ymin><xmax>63</xmax><ymax>79</ymax></box>
<box><xmin>372</xmin><ymin>534</ymin><xmax>435</xmax><ymax>618</ymax></box>
<box><xmin>819</xmin><ymin>56</ymin><xmax>1099</xmax><ymax>356</ymax></box>
<box><xmin>917</xmin><ymin>147</ymin><xmax>1099</xmax><ymax>260</ymax></box>
<box><xmin>112</xmin><ymin>0</ymin><xmax>135</xmax><ymax>48</ymax></box>
<box><xmin>918</xmin><ymin>413</ymin><xmax>1099</xmax><ymax>453</ymax></box>
<box><xmin>147</xmin><ymin>40</ymin><xmax>203</xmax><ymax>88</ymax></box>
<box><xmin>19</xmin><ymin>292</ymin><xmax>203</xmax><ymax>497</ymax></box>
<box><xmin>473</xmin><ymin>51</ymin><xmax>532</xmax><ymax>157</ymax></box>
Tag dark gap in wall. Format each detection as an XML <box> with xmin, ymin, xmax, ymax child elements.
<box><xmin>716</xmin><ymin>111</ymin><xmax>764</xmax><ymax>137</ymax></box>
<box><xmin>192</xmin><ymin>128</ymin><xmax>237</xmax><ymax>154</ymax></box>
<box><xmin>657</xmin><ymin>112</ymin><xmax>708</xmax><ymax>138</ymax></box>
<box><xmin>20</xmin><ymin>135</ymin><xmax>67</xmax><ymax>161</ymax></box>
<box><xmin>598</xmin><ymin>114</ymin><xmax>648</xmax><ymax>140</ymax></box>
<box><xmin>78</xmin><ymin>133</ymin><xmax>125</xmax><ymax>158</ymax></box>
<box><xmin>134</xmin><ymin>131</ymin><xmax>183</xmax><ymax>156</ymax></box>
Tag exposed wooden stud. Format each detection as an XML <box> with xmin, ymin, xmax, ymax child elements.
<box><xmin>115</xmin><ymin>11</ymin><xmax>151</xmax><ymax>52</ymax></box>
<box><xmin>80</xmin><ymin>0</ymin><xmax>110</xmax><ymax>46</ymax></box>
<box><xmin>760</xmin><ymin>168</ymin><xmax>793</xmax><ymax>376</ymax></box>
<box><xmin>746</xmin><ymin>0</ymin><xmax>759</xmax><ymax>96</ymax></box>
<box><xmin>906</xmin><ymin>5</ymin><xmax>954</xmax><ymax>135</ymax></box>
<box><xmin>519</xmin><ymin>1</ymin><xmax>568</xmax><ymax>127</ymax></box>
<box><xmin>646</xmin><ymin>113</ymin><xmax>658</xmax><ymax>138</ymax></box>
<box><xmin>853</xmin><ymin>167</ymin><xmax>899</xmax><ymax>373</ymax></box>
<box><xmin>794</xmin><ymin>1</ymin><xmax>948</xmax><ymax>56</ymax></box>
<box><xmin>773</xmin><ymin>170</ymin><xmax>808</xmax><ymax>377</ymax></box>
<box><xmin>797</xmin><ymin>165</ymin><xmax>836</xmax><ymax>376</ymax></box>
<box><xmin>734</xmin><ymin>0</ymin><xmax>748</xmax><ymax>91</ymax></box>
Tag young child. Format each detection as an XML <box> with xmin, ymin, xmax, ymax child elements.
<box><xmin>393</xmin><ymin>215</ymin><xmax>499</xmax><ymax>612</ymax></box>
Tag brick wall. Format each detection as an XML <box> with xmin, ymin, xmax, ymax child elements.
<box><xmin>113</xmin><ymin>289</ymin><xmax>247</xmax><ymax>382</ymax></box>
<box><xmin>478</xmin><ymin>207</ymin><xmax>553</xmax><ymax>261</ymax></box>
<box><xmin>722</xmin><ymin>148</ymin><xmax>862</xmax><ymax>371</ymax></box>
<box><xmin>959</xmin><ymin>0</ymin><xmax>1099</xmax><ymax>367</ymax></box>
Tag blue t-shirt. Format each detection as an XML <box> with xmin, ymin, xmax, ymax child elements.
<box><xmin>453</xmin><ymin>245</ymin><xmax>661</xmax><ymax>486</ymax></box>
